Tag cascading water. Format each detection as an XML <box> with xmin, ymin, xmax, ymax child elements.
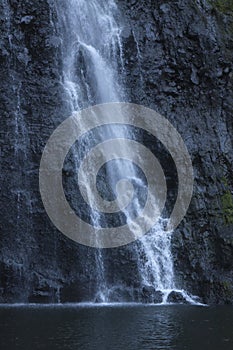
<box><xmin>56</xmin><ymin>0</ymin><xmax>124</xmax><ymax>110</ymax></box>
<box><xmin>54</xmin><ymin>0</ymin><xmax>198</xmax><ymax>304</ymax></box>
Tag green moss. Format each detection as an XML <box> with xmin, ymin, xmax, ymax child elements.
<box><xmin>221</xmin><ymin>177</ymin><xmax>228</xmax><ymax>186</ymax></box>
<box><xmin>223</xmin><ymin>280</ymin><xmax>231</xmax><ymax>289</ymax></box>
<box><xmin>207</xmin><ymin>0</ymin><xmax>233</xmax><ymax>37</ymax></box>
<box><xmin>209</xmin><ymin>0</ymin><xmax>233</xmax><ymax>14</ymax></box>
<box><xmin>221</xmin><ymin>178</ymin><xmax>233</xmax><ymax>225</ymax></box>
<box><xmin>221</xmin><ymin>280</ymin><xmax>233</xmax><ymax>299</ymax></box>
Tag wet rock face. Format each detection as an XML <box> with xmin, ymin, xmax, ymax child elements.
<box><xmin>167</xmin><ymin>291</ymin><xmax>188</xmax><ymax>305</ymax></box>
<box><xmin>0</xmin><ymin>0</ymin><xmax>232</xmax><ymax>304</ymax></box>
<box><xmin>118</xmin><ymin>0</ymin><xmax>233</xmax><ymax>304</ymax></box>
<box><xmin>0</xmin><ymin>0</ymin><xmax>75</xmax><ymax>303</ymax></box>
<box><xmin>141</xmin><ymin>286</ymin><xmax>163</xmax><ymax>304</ymax></box>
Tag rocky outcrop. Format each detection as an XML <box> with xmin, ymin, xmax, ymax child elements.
<box><xmin>0</xmin><ymin>0</ymin><xmax>232</xmax><ymax>304</ymax></box>
<box><xmin>167</xmin><ymin>291</ymin><xmax>188</xmax><ymax>304</ymax></box>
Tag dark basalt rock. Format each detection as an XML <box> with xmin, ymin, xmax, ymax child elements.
<box><xmin>60</xmin><ymin>282</ymin><xmax>92</xmax><ymax>304</ymax></box>
<box><xmin>28</xmin><ymin>288</ymin><xmax>57</xmax><ymax>304</ymax></box>
<box><xmin>167</xmin><ymin>291</ymin><xmax>189</xmax><ymax>304</ymax></box>
<box><xmin>141</xmin><ymin>286</ymin><xmax>164</xmax><ymax>304</ymax></box>
<box><xmin>105</xmin><ymin>287</ymin><xmax>133</xmax><ymax>303</ymax></box>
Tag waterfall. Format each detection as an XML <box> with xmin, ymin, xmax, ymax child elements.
<box><xmin>56</xmin><ymin>0</ymin><xmax>124</xmax><ymax>110</ymax></box>
<box><xmin>54</xmin><ymin>0</ymin><xmax>198</xmax><ymax>304</ymax></box>
<box><xmin>55</xmin><ymin>0</ymin><xmax>126</xmax><ymax>302</ymax></box>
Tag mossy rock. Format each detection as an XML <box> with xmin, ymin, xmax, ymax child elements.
<box><xmin>209</xmin><ymin>0</ymin><xmax>233</xmax><ymax>14</ymax></box>
<box><xmin>221</xmin><ymin>280</ymin><xmax>233</xmax><ymax>300</ymax></box>
<box><xmin>221</xmin><ymin>178</ymin><xmax>233</xmax><ymax>225</ymax></box>
<box><xmin>207</xmin><ymin>0</ymin><xmax>233</xmax><ymax>39</ymax></box>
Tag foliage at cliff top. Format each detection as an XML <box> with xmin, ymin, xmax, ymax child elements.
<box><xmin>209</xmin><ymin>0</ymin><xmax>233</xmax><ymax>14</ymax></box>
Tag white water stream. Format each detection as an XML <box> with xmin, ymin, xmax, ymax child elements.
<box><xmin>55</xmin><ymin>0</ymin><xmax>198</xmax><ymax>304</ymax></box>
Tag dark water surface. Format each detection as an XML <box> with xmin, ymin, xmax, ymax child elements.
<box><xmin>0</xmin><ymin>304</ymin><xmax>233</xmax><ymax>350</ymax></box>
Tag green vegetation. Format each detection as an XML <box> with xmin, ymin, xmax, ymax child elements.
<box><xmin>209</xmin><ymin>0</ymin><xmax>233</xmax><ymax>14</ymax></box>
<box><xmin>222</xmin><ymin>280</ymin><xmax>231</xmax><ymax>289</ymax></box>
<box><xmin>207</xmin><ymin>0</ymin><xmax>233</xmax><ymax>37</ymax></box>
<box><xmin>221</xmin><ymin>280</ymin><xmax>233</xmax><ymax>299</ymax></box>
<box><xmin>221</xmin><ymin>178</ymin><xmax>233</xmax><ymax>225</ymax></box>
